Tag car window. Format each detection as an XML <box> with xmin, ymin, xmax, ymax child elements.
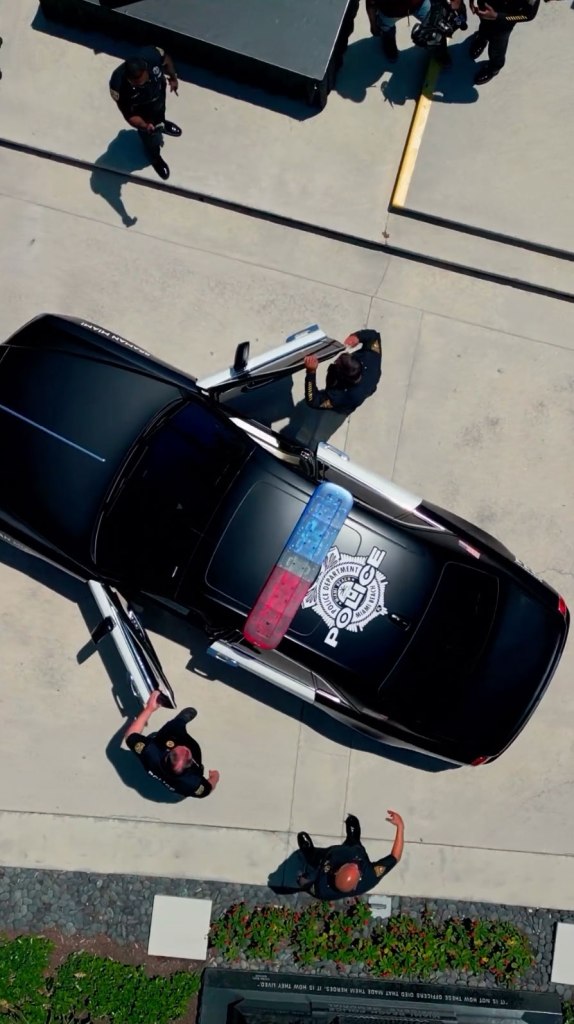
<box><xmin>378</xmin><ymin>562</ymin><xmax>499</xmax><ymax>737</ymax></box>
<box><xmin>94</xmin><ymin>398</ymin><xmax>252</xmax><ymax>591</ymax></box>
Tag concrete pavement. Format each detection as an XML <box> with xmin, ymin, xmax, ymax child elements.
<box><xmin>1</xmin><ymin>146</ymin><xmax>573</xmax><ymax>908</ymax></box>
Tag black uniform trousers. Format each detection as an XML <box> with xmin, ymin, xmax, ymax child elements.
<box><xmin>300</xmin><ymin>815</ymin><xmax>362</xmax><ymax>869</ymax></box>
<box><xmin>137</xmin><ymin>98</ymin><xmax>167</xmax><ymax>161</ymax></box>
<box><xmin>476</xmin><ymin>19</ymin><xmax>514</xmax><ymax>70</ymax></box>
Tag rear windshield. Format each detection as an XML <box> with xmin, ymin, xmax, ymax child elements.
<box><xmin>378</xmin><ymin>562</ymin><xmax>499</xmax><ymax>738</ymax></box>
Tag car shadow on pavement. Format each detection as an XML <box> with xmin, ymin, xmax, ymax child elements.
<box><xmin>91</xmin><ymin>130</ymin><xmax>150</xmax><ymax>227</ymax></box>
<box><xmin>32</xmin><ymin>10</ymin><xmax>319</xmax><ymax>122</ymax></box>
<box><xmin>176</xmin><ymin>617</ymin><xmax>456</xmax><ymax>773</ymax></box>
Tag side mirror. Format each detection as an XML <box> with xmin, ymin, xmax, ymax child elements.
<box><xmin>233</xmin><ymin>341</ymin><xmax>250</xmax><ymax>373</ymax></box>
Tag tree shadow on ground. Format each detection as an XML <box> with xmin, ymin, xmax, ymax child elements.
<box><xmin>32</xmin><ymin>9</ymin><xmax>319</xmax><ymax>122</ymax></box>
<box><xmin>90</xmin><ymin>129</ymin><xmax>150</xmax><ymax>226</ymax></box>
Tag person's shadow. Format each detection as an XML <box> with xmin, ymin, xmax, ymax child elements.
<box><xmin>90</xmin><ymin>129</ymin><xmax>151</xmax><ymax>226</ymax></box>
<box><xmin>280</xmin><ymin>401</ymin><xmax>347</xmax><ymax>447</ymax></box>
<box><xmin>382</xmin><ymin>41</ymin><xmax>479</xmax><ymax>106</ymax></box>
<box><xmin>335</xmin><ymin>36</ymin><xmax>391</xmax><ymax>102</ymax></box>
<box><xmin>268</xmin><ymin>849</ymin><xmax>309</xmax><ymax>896</ymax></box>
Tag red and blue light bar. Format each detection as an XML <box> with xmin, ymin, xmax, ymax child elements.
<box><xmin>243</xmin><ymin>482</ymin><xmax>353</xmax><ymax>650</ymax></box>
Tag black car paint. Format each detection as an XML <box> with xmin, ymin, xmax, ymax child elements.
<box><xmin>0</xmin><ymin>315</ymin><xmax>569</xmax><ymax>764</ymax></box>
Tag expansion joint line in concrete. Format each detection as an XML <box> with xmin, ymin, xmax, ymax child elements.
<box><xmin>1</xmin><ymin>137</ymin><xmax>573</xmax><ymax>306</ymax></box>
<box><xmin>388</xmin><ymin>59</ymin><xmax>574</xmax><ymax>265</ymax></box>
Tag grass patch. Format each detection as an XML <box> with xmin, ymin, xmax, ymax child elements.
<box><xmin>0</xmin><ymin>937</ymin><xmax>199</xmax><ymax>1024</ymax></box>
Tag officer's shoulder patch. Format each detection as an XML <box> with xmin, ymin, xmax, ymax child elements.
<box><xmin>320</xmin><ymin>398</ymin><xmax>334</xmax><ymax>409</ymax></box>
<box><xmin>110</xmin><ymin>88</ymin><xmax>120</xmax><ymax>102</ymax></box>
<box><xmin>195</xmin><ymin>784</ymin><xmax>205</xmax><ymax>796</ymax></box>
<box><xmin>165</xmin><ymin>739</ymin><xmax>175</xmax><ymax>749</ymax></box>
<box><xmin>372</xmin><ymin>340</ymin><xmax>381</xmax><ymax>353</ymax></box>
<box><xmin>133</xmin><ymin>741</ymin><xmax>145</xmax><ymax>754</ymax></box>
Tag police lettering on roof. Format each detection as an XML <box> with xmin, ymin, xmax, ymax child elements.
<box><xmin>302</xmin><ymin>546</ymin><xmax>388</xmax><ymax>648</ymax></box>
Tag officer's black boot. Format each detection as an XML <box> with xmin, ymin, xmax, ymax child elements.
<box><xmin>381</xmin><ymin>27</ymin><xmax>399</xmax><ymax>62</ymax></box>
<box><xmin>162</xmin><ymin>121</ymin><xmax>182</xmax><ymax>137</ymax></box>
<box><xmin>297</xmin><ymin>831</ymin><xmax>314</xmax><ymax>852</ymax></box>
<box><xmin>474</xmin><ymin>63</ymin><xmax>501</xmax><ymax>84</ymax></box>
<box><xmin>152</xmin><ymin>156</ymin><xmax>170</xmax><ymax>180</ymax></box>
<box><xmin>469</xmin><ymin>32</ymin><xmax>487</xmax><ymax>59</ymax></box>
<box><xmin>345</xmin><ymin>814</ymin><xmax>361</xmax><ymax>845</ymax></box>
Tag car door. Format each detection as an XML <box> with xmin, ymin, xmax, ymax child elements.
<box><xmin>195</xmin><ymin>324</ymin><xmax>343</xmax><ymax>400</ymax></box>
<box><xmin>88</xmin><ymin>581</ymin><xmax>176</xmax><ymax>709</ymax></box>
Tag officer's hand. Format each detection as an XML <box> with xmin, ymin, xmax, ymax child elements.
<box><xmin>146</xmin><ymin>690</ymin><xmax>162</xmax><ymax>711</ymax></box>
<box><xmin>168</xmin><ymin>76</ymin><xmax>179</xmax><ymax>94</ymax></box>
<box><xmin>343</xmin><ymin>334</ymin><xmax>360</xmax><ymax>348</ymax></box>
<box><xmin>145</xmin><ymin>122</ymin><xmax>156</xmax><ymax>133</ymax></box>
<box><xmin>208</xmin><ymin>769</ymin><xmax>220</xmax><ymax>789</ymax></box>
<box><xmin>386</xmin><ymin>810</ymin><xmax>404</xmax><ymax>827</ymax></box>
<box><xmin>304</xmin><ymin>355</ymin><xmax>319</xmax><ymax>372</ymax></box>
<box><xmin>478</xmin><ymin>3</ymin><xmax>497</xmax><ymax>16</ymax></box>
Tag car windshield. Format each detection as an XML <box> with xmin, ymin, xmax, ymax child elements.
<box><xmin>378</xmin><ymin>562</ymin><xmax>499</xmax><ymax>740</ymax></box>
<box><xmin>94</xmin><ymin>397</ymin><xmax>252</xmax><ymax>592</ymax></box>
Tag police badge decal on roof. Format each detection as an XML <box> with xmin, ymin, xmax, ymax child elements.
<box><xmin>302</xmin><ymin>545</ymin><xmax>388</xmax><ymax>648</ymax></box>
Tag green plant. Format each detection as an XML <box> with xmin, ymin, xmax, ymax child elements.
<box><xmin>209</xmin><ymin>904</ymin><xmax>534</xmax><ymax>984</ymax></box>
<box><xmin>210</xmin><ymin>903</ymin><xmax>292</xmax><ymax>961</ymax></box>
<box><xmin>49</xmin><ymin>953</ymin><xmax>199</xmax><ymax>1024</ymax></box>
<box><xmin>0</xmin><ymin>936</ymin><xmax>53</xmax><ymax>1024</ymax></box>
<box><xmin>563</xmin><ymin>1003</ymin><xmax>574</xmax><ymax>1024</ymax></box>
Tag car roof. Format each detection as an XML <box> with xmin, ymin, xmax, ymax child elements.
<box><xmin>200</xmin><ymin>455</ymin><xmax>445</xmax><ymax>687</ymax></box>
<box><xmin>0</xmin><ymin>316</ymin><xmax>183</xmax><ymax>561</ymax></box>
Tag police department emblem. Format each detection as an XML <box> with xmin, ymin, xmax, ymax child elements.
<box><xmin>302</xmin><ymin>545</ymin><xmax>388</xmax><ymax>648</ymax></box>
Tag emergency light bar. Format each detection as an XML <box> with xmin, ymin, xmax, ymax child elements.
<box><xmin>243</xmin><ymin>482</ymin><xmax>353</xmax><ymax>650</ymax></box>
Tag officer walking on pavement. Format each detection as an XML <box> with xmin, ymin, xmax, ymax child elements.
<box><xmin>469</xmin><ymin>0</ymin><xmax>539</xmax><ymax>84</ymax></box>
<box><xmin>109</xmin><ymin>46</ymin><xmax>181</xmax><ymax>180</ymax></box>
<box><xmin>296</xmin><ymin>811</ymin><xmax>404</xmax><ymax>900</ymax></box>
<box><xmin>303</xmin><ymin>329</ymin><xmax>382</xmax><ymax>415</ymax></box>
<box><xmin>123</xmin><ymin>691</ymin><xmax>220</xmax><ymax>798</ymax></box>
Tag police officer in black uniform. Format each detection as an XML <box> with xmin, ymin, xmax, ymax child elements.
<box><xmin>296</xmin><ymin>811</ymin><xmax>405</xmax><ymax>901</ymax></box>
<box><xmin>303</xmin><ymin>329</ymin><xmax>382</xmax><ymax>415</ymax></box>
<box><xmin>123</xmin><ymin>691</ymin><xmax>220</xmax><ymax>798</ymax></box>
<box><xmin>109</xmin><ymin>46</ymin><xmax>181</xmax><ymax>180</ymax></box>
<box><xmin>469</xmin><ymin>0</ymin><xmax>539</xmax><ymax>84</ymax></box>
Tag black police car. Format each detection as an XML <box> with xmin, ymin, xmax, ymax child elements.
<box><xmin>0</xmin><ymin>315</ymin><xmax>569</xmax><ymax>766</ymax></box>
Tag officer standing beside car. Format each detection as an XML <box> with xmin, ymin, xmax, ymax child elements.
<box><xmin>109</xmin><ymin>46</ymin><xmax>181</xmax><ymax>180</ymax></box>
<box><xmin>468</xmin><ymin>0</ymin><xmax>539</xmax><ymax>84</ymax></box>
<box><xmin>295</xmin><ymin>811</ymin><xmax>405</xmax><ymax>901</ymax></box>
<box><xmin>303</xmin><ymin>329</ymin><xmax>382</xmax><ymax>415</ymax></box>
<box><xmin>123</xmin><ymin>691</ymin><xmax>220</xmax><ymax>798</ymax></box>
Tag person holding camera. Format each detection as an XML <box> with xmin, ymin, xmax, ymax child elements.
<box><xmin>411</xmin><ymin>0</ymin><xmax>468</xmax><ymax>67</ymax></box>
<box><xmin>469</xmin><ymin>0</ymin><xmax>539</xmax><ymax>84</ymax></box>
<box><xmin>366</xmin><ymin>0</ymin><xmax>432</xmax><ymax>62</ymax></box>
<box><xmin>123</xmin><ymin>692</ymin><xmax>220</xmax><ymax>798</ymax></box>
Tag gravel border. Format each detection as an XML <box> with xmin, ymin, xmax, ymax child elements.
<box><xmin>1</xmin><ymin>865</ymin><xmax>573</xmax><ymax>999</ymax></box>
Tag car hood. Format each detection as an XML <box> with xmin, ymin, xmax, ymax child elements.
<box><xmin>201</xmin><ymin>461</ymin><xmax>442</xmax><ymax>685</ymax></box>
<box><xmin>0</xmin><ymin>322</ymin><xmax>182</xmax><ymax>563</ymax></box>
